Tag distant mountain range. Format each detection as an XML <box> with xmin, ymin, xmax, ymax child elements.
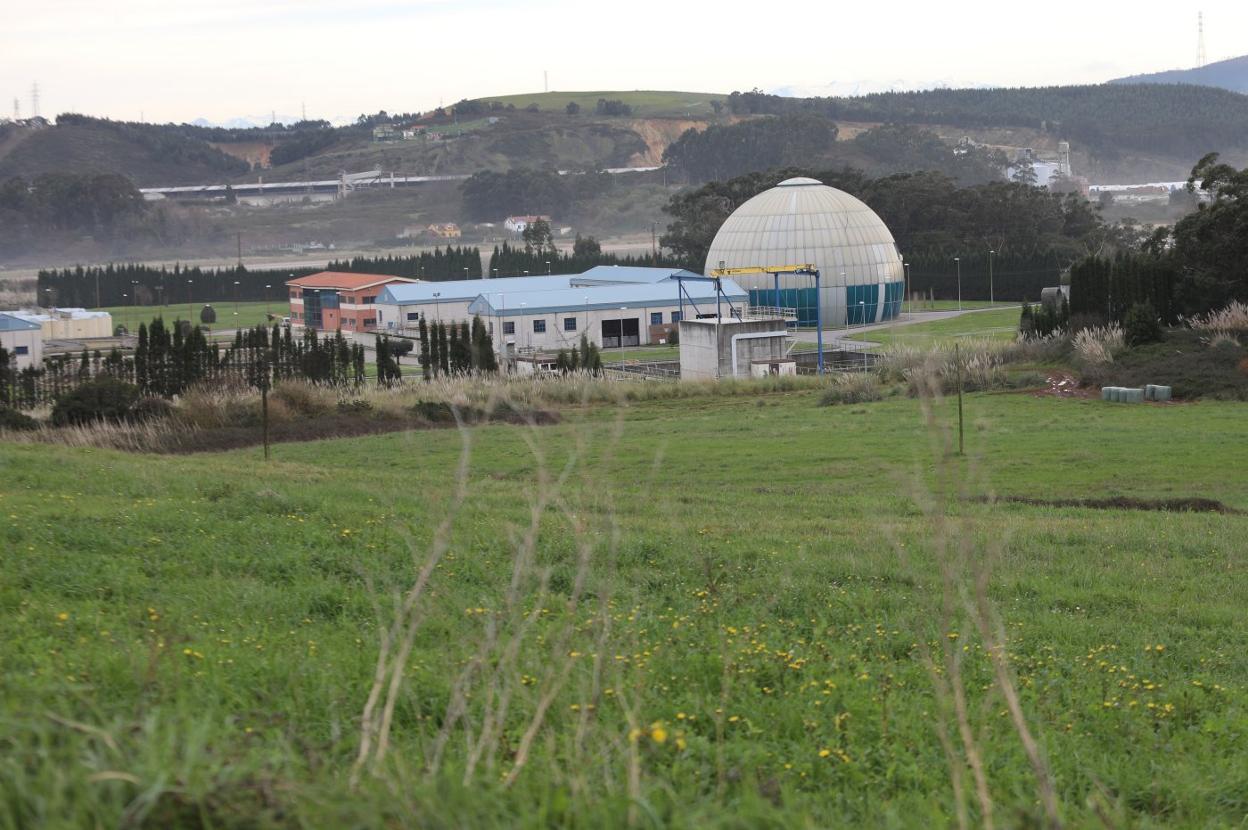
<box><xmin>1110</xmin><ymin>54</ymin><xmax>1248</xmax><ymax>94</ymax></box>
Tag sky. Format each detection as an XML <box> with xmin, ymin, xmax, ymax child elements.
<box><xmin>4</xmin><ymin>0</ymin><xmax>1248</xmax><ymax>124</ymax></box>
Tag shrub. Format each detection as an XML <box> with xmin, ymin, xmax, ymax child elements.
<box><xmin>1073</xmin><ymin>324</ymin><xmax>1123</xmax><ymax>366</ymax></box>
<box><xmin>1191</xmin><ymin>301</ymin><xmax>1248</xmax><ymax>333</ymax></box>
<box><xmin>271</xmin><ymin>380</ymin><xmax>333</xmax><ymax>417</ymax></box>
<box><xmin>130</xmin><ymin>396</ymin><xmax>174</xmax><ymax>422</ymax></box>
<box><xmin>51</xmin><ymin>377</ymin><xmax>141</xmax><ymax>426</ymax></box>
<box><xmin>1123</xmin><ymin>303</ymin><xmax>1163</xmax><ymax>346</ymax></box>
<box><xmin>0</xmin><ymin>406</ymin><xmax>39</xmax><ymax>431</ymax></box>
<box><xmin>337</xmin><ymin>399</ymin><xmax>374</xmax><ymax>415</ymax></box>
<box><xmin>818</xmin><ymin>373</ymin><xmax>882</xmax><ymax>406</ymax></box>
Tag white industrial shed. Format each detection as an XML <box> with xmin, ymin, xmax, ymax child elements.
<box><xmin>373</xmin><ymin>266</ymin><xmax>734</xmax><ymax>354</ymax></box>
<box><xmin>0</xmin><ymin>313</ymin><xmax>44</xmax><ymax>370</ymax></box>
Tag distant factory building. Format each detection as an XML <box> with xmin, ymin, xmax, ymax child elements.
<box><xmin>0</xmin><ymin>313</ymin><xmax>43</xmax><ymax>369</ymax></box>
<box><xmin>8</xmin><ymin>308</ymin><xmax>113</xmax><ymax>339</ymax></box>
<box><xmin>374</xmin><ymin>266</ymin><xmax>730</xmax><ymax>356</ymax></box>
<box><xmin>286</xmin><ymin>272</ymin><xmax>419</xmax><ymax>332</ymax></box>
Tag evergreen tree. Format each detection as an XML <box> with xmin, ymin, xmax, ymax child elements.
<box><xmin>437</xmin><ymin>321</ymin><xmax>450</xmax><ymax>375</ymax></box>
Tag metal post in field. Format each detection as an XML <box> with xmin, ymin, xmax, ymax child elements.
<box><xmin>955</xmin><ymin>342</ymin><xmax>964</xmax><ymax>456</ymax></box>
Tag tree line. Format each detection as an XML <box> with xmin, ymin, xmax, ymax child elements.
<box><xmin>660</xmin><ymin>166</ymin><xmax>1118</xmax><ymax>298</ymax></box>
<box><xmin>1069</xmin><ymin>154</ymin><xmax>1248</xmax><ymax>323</ymax></box>
<box><xmin>721</xmin><ymin>83</ymin><xmax>1248</xmax><ymax>161</ymax></box>
<box><xmin>0</xmin><ymin>173</ymin><xmax>148</xmax><ymax>253</ymax></box>
<box><xmin>36</xmin><ymin>248</ymin><xmax>484</xmax><ymax>308</ymax></box>
<box><xmin>411</xmin><ymin>316</ymin><xmax>498</xmax><ymax>380</ymax></box>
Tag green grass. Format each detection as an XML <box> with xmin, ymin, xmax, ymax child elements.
<box><xmin>100</xmin><ymin>301</ymin><xmax>282</xmax><ymax>333</ymax></box>
<box><xmin>2</xmin><ymin>390</ymin><xmax>1247</xmax><ymax>826</ymax></box>
<box><xmin>600</xmin><ymin>345</ymin><xmax>679</xmax><ymax>363</ymax></box>
<box><xmin>847</xmin><ymin>307</ymin><xmax>1022</xmax><ymax>348</ymax></box>
<box><xmin>476</xmin><ymin>90</ymin><xmax>728</xmax><ymax>118</ymax></box>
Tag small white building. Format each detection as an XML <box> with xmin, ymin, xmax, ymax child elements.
<box><xmin>503</xmin><ymin>215</ymin><xmax>551</xmax><ymax>234</ymax></box>
<box><xmin>0</xmin><ymin>313</ymin><xmax>44</xmax><ymax>370</ymax></box>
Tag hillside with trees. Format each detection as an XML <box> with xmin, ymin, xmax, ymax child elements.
<box><xmin>1110</xmin><ymin>54</ymin><xmax>1248</xmax><ymax>95</ymax></box>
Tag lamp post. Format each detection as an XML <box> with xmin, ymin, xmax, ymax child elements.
<box><xmin>463</xmin><ymin>267</ymin><xmax>469</xmax><ymax>280</ymax></box>
<box><xmin>545</xmin><ymin>260</ymin><xmax>551</xmax><ymax>275</ymax></box>
<box><xmin>131</xmin><ymin>280</ymin><xmax>139</xmax><ymax>307</ymax></box>
<box><xmin>433</xmin><ymin>291</ymin><xmax>441</xmax><ymax>322</ymax></box>
<box><xmin>233</xmin><ymin>280</ymin><xmax>241</xmax><ymax>320</ymax></box>
<box><xmin>187</xmin><ymin>279</ymin><xmax>193</xmax><ymax>321</ymax></box>
<box><xmin>265</xmin><ymin>284</ymin><xmax>272</xmax><ymax>317</ymax></box>
<box><xmin>988</xmin><ymin>249</ymin><xmax>995</xmax><ymax>307</ymax></box>
<box><xmin>903</xmin><ymin>260</ymin><xmax>911</xmax><ymax>317</ymax></box>
<box><xmin>954</xmin><ymin>257</ymin><xmax>962</xmax><ymax>311</ymax></box>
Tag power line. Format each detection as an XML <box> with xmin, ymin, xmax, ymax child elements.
<box><xmin>30</xmin><ymin>82</ymin><xmax>39</xmax><ymax>119</ymax></box>
<box><xmin>1197</xmin><ymin>11</ymin><xmax>1207</xmax><ymax>68</ymax></box>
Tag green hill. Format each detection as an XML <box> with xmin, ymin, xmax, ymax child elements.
<box><xmin>476</xmin><ymin>89</ymin><xmax>726</xmax><ymax>118</ymax></box>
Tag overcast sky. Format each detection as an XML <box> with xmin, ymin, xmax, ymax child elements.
<box><xmin>5</xmin><ymin>0</ymin><xmax>1247</xmax><ymax>124</ymax></box>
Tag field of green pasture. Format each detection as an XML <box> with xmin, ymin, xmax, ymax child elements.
<box><xmin>100</xmin><ymin>300</ymin><xmax>280</xmax><ymax>333</ymax></box>
<box><xmin>846</xmin><ymin>307</ymin><xmax>1023</xmax><ymax>349</ymax></box>
<box><xmin>2</xmin><ymin>389</ymin><xmax>1246</xmax><ymax>827</ymax></box>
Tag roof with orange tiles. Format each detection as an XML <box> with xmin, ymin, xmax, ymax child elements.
<box><xmin>286</xmin><ymin>272</ymin><xmax>419</xmax><ymax>290</ymax></box>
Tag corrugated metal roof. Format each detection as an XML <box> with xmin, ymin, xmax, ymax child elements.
<box><xmin>377</xmin><ymin>275</ymin><xmax>575</xmax><ymax>304</ymax></box>
<box><xmin>571</xmin><ymin>266</ymin><xmax>703</xmax><ymax>285</ymax></box>
<box><xmin>467</xmin><ymin>279</ymin><xmax>747</xmax><ymax>316</ymax></box>
<box><xmin>0</xmin><ymin>312</ymin><xmax>43</xmax><ymax>332</ymax></box>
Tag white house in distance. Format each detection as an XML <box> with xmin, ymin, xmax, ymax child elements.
<box><xmin>0</xmin><ymin>313</ymin><xmax>44</xmax><ymax>369</ymax></box>
<box><xmin>374</xmin><ymin>266</ymin><xmax>746</xmax><ymax>356</ymax></box>
<box><xmin>503</xmin><ymin>215</ymin><xmax>551</xmax><ymax>235</ymax></box>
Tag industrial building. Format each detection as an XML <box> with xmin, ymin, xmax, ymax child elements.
<box><xmin>0</xmin><ymin>313</ymin><xmax>43</xmax><ymax>370</ymax></box>
<box><xmin>704</xmin><ymin>177</ymin><xmax>905</xmax><ymax>327</ymax></box>
<box><xmin>7</xmin><ymin>308</ymin><xmax>113</xmax><ymax>340</ymax></box>
<box><xmin>286</xmin><ymin>272</ymin><xmax>418</xmax><ymax>332</ymax></box>
<box><xmin>374</xmin><ymin>266</ymin><xmax>739</xmax><ymax>356</ymax></box>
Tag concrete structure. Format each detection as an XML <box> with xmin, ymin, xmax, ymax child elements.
<box><xmin>0</xmin><ymin>313</ymin><xmax>44</xmax><ymax>369</ymax></box>
<box><xmin>704</xmin><ymin>177</ymin><xmax>905</xmax><ymax>327</ymax></box>
<box><xmin>678</xmin><ymin>317</ymin><xmax>790</xmax><ymax>381</ymax></box>
<box><xmin>374</xmin><ymin>266</ymin><xmax>738</xmax><ymax>359</ymax></box>
<box><xmin>286</xmin><ymin>272</ymin><xmax>418</xmax><ymax>332</ymax></box>
<box><xmin>9</xmin><ymin>308</ymin><xmax>112</xmax><ymax>339</ymax></box>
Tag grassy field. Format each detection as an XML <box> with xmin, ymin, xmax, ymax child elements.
<box><xmin>476</xmin><ymin>90</ymin><xmax>727</xmax><ymax>118</ymax></box>
<box><xmin>100</xmin><ymin>300</ymin><xmax>282</xmax><ymax>333</ymax></box>
<box><xmin>847</xmin><ymin>307</ymin><xmax>1022</xmax><ymax>348</ymax></box>
<box><xmin>2</xmin><ymin>389</ymin><xmax>1247</xmax><ymax>827</ymax></box>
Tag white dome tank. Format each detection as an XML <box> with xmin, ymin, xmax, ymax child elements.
<box><xmin>704</xmin><ymin>177</ymin><xmax>905</xmax><ymax>326</ymax></box>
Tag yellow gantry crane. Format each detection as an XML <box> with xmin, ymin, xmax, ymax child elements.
<box><xmin>703</xmin><ymin>264</ymin><xmax>824</xmax><ymax>373</ymax></box>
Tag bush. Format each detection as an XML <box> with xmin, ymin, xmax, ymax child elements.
<box><xmin>387</xmin><ymin>339</ymin><xmax>414</xmax><ymax>357</ymax></box>
<box><xmin>1123</xmin><ymin>303</ymin><xmax>1163</xmax><ymax>346</ymax></box>
<box><xmin>0</xmin><ymin>406</ymin><xmax>39</xmax><ymax>431</ymax></box>
<box><xmin>51</xmin><ymin>377</ymin><xmax>141</xmax><ymax>426</ymax></box>
<box><xmin>130</xmin><ymin>396</ymin><xmax>174</xmax><ymax>422</ymax></box>
<box><xmin>271</xmin><ymin>380</ymin><xmax>333</xmax><ymax>417</ymax></box>
<box><xmin>818</xmin><ymin>373</ymin><xmax>883</xmax><ymax>406</ymax></box>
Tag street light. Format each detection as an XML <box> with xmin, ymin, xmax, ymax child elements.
<box><xmin>545</xmin><ymin>260</ymin><xmax>551</xmax><ymax>275</ymax></box>
<box><xmin>186</xmin><ymin>278</ymin><xmax>194</xmax><ymax>321</ymax></box>
<box><xmin>988</xmin><ymin>249</ymin><xmax>995</xmax><ymax>307</ymax></box>
<box><xmin>463</xmin><ymin>267</ymin><xmax>469</xmax><ymax>279</ymax></box>
<box><xmin>954</xmin><ymin>257</ymin><xmax>962</xmax><ymax>311</ymax></box>
<box><xmin>903</xmin><ymin>260</ymin><xmax>911</xmax><ymax>317</ymax></box>
<box><xmin>433</xmin><ymin>291</ymin><xmax>441</xmax><ymax>322</ymax></box>
<box><xmin>265</xmin><ymin>284</ymin><xmax>272</xmax><ymax>317</ymax></box>
<box><xmin>233</xmin><ymin>280</ymin><xmax>241</xmax><ymax>319</ymax></box>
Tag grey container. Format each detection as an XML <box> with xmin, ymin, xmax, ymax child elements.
<box><xmin>1122</xmin><ymin>388</ymin><xmax>1145</xmax><ymax>403</ymax></box>
<box><xmin>1152</xmin><ymin>385</ymin><xmax>1172</xmax><ymax>401</ymax></box>
<box><xmin>1102</xmin><ymin>386</ymin><xmax>1114</xmax><ymax>401</ymax></box>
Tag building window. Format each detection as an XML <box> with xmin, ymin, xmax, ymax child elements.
<box><xmin>503</xmin><ymin>321</ymin><xmax>515</xmax><ymax>335</ymax></box>
<box><xmin>363</xmin><ymin>318</ymin><xmax>376</xmax><ymax>328</ymax></box>
<box><xmin>15</xmin><ymin>346</ymin><xmax>28</xmax><ymax>355</ymax></box>
<box><xmin>289</xmin><ymin>289</ymin><xmax>300</xmax><ymax>298</ymax></box>
<box><xmin>563</xmin><ymin>317</ymin><xmax>577</xmax><ymax>331</ymax></box>
<box><xmin>650</xmin><ymin>312</ymin><xmax>663</xmax><ymax>326</ymax></box>
<box><xmin>363</xmin><ymin>296</ymin><xmax>375</xmax><ymax>304</ymax></box>
<box><xmin>406</xmin><ymin>312</ymin><xmax>420</xmax><ymax>321</ymax></box>
<box><xmin>533</xmin><ymin>319</ymin><xmax>547</xmax><ymax>334</ymax></box>
<box><xmin>670</xmin><ymin>311</ymin><xmax>682</xmax><ymax>323</ymax></box>
<box><xmin>343</xmin><ymin>295</ymin><xmax>354</xmax><ymax>304</ymax></box>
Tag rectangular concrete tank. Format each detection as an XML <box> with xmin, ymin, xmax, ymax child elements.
<box><xmin>678</xmin><ymin>317</ymin><xmax>789</xmax><ymax>380</ymax></box>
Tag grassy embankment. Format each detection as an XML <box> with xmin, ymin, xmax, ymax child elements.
<box><xmin>2</xmin><ymin>385</ymin><xmax>1246</xmax><ymax>827</ymax></box>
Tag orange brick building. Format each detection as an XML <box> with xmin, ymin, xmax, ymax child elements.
<box><xmin>287</xmin><ymin>272</ymin><xmax>418</xmax><ymax>332</ymax></box>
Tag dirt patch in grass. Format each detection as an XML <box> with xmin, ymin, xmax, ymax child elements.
<box><xmin>1030</xmin><ymin>372</ymin><xmax>1095</xmax><ymax>399</ymax></box>
<box><xmin>973</xmin><ymin>494</ymin><xmax>1242</xmax><ymax>515</ymax></box>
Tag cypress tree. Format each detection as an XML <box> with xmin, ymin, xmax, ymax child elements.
<box><xmin>438</xmin><ymin>322</ymin><xmax>450</xmax><ymax>375</ymax></box>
